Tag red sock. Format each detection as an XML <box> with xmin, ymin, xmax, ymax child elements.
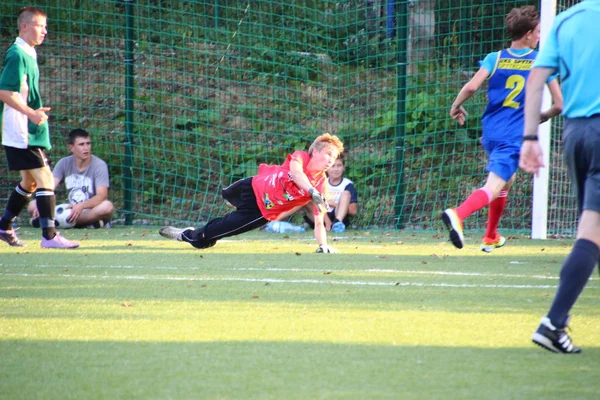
<box><xmin>455</xmin><ymin>188</ymin><xmax>491</xmax><ymax>221</ymax></box>
<box><xmin>485</xmin><ymin>190</ymin><xmax>508</xmax><ymax>238</ymax></box>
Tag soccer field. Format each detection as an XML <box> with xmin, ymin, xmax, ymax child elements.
<box><xmin>1</xmin><ymin>227</ymin><xmax>598</xmax><ymax>400</ymax></box>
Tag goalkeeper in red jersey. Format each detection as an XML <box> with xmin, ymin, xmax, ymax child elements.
<box><xmin>159</xmin><ymin>133</ymin><xmax>344</xmax><ymax>253</ymax></box>
<box><xmin>441</xmin><ymin>6</ymin><xmax>562</xmax><ymax>252</ymax></box>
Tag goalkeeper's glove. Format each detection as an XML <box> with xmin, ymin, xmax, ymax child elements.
<box><xmin>315</xmin><ymin>244</ymin><xmax>339</xmax><ymax>253</ymax></box>
<box><xmin>308</xmin><ymin>187</ymin><xmax>327</xmax><ymax>212</ymax></box>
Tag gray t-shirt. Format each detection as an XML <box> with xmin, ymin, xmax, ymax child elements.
<box><xmin>53</xmin><ymin>155</ymin><xmax>110</xmax><ymax>204</ymax></box>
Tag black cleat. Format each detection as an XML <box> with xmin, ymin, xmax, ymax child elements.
<box><xmin>532</xmin><ymin>317</ymin><xmax>581</xmax><ymax>354</ymax></box>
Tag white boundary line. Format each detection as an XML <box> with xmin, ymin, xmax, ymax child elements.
<box><xmin>1</xmin><ymin>263</ymin><xmax>592</xmax><ymax>281</ymax></box>
<box><xmin>0</xmin><ymin>272</ymin><xmax>594</xmax><ymax>290</ymax></box>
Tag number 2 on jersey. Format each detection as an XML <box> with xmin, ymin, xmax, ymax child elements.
<box><xmin>502</xmin><ymin>74</ymin><xmax>525</xmax><ymax>109</ymax></box>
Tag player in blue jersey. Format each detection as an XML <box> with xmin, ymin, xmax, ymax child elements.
<box><xmin>441</xmin><ymin>5</ymin><xmax>562</xmax><ymax>252</ymax></box>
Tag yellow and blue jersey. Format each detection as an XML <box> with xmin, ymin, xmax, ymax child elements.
<box><xmin>480</xmin><ymin>48</ymin><xmax>537</xmax><ymax>142</ymax></box>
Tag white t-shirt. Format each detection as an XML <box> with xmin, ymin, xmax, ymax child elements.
<box><xmin>326</xmin><ymin>177</ymin><xmax>357</xmax><ymax>212</ymax></box>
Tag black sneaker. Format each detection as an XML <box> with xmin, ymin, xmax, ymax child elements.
<box><xmin>532</xmin><ymin>317</ymin><xmax>581</xmax><ymax>354</ymax></box>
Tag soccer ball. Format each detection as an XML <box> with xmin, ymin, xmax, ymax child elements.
<box><xmin>55</xmin><ymin>204</ymin><xmax>75</xmax><ymax>229</ymax></box>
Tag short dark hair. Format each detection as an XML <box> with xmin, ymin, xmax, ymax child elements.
<box><xmin>68</xmin><ymin>128</ymin><xmax>90</xmax><ymax>145</ymax></box>
<box><xmin>18</xmin><ymin>6</ymin><xmax>46</xmax><ymax>27</ymax></box>
<box><xmin>506</xmin><ymin>6</ymin><xmax>539</xmax><ymax>41</ymax></box>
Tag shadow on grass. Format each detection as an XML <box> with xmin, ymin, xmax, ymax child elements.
<box><xmin>0</xmin><ymin>340</ymin><xmax>597</xmax><ymax>400</ymax></box>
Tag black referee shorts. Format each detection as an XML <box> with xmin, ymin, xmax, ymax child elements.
<box><xmin>563</xmin><ymin>115</ymin><xmax>600</xmax><ymax>213</ymax></box>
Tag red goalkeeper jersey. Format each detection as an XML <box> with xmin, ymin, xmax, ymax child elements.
<box><xmin>252</xmin><ymin>150</ymin><xmax>327</xmax><ymax>221</ymax></box>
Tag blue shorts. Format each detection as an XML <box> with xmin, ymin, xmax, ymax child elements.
<box><xmin>481</xmin><ymin>139</ymin><xmax>521</xmax><ymax>182</ymax></box>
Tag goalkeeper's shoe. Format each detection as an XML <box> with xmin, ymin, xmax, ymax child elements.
<box><xmin>315</xmin><ymin>244</ymin><xmax>339</xmax><ymax>253</ymax></box>
<box><xmin>441</xmin><ymin>209</ymin><xmax>464</xmax><ymax>249</ymax></box>
<box><xmin>480</xmin><ymin>235</ymin><xmax>506</xmax><ymax>253</ymax></box>
<box><xmin>532</xmin><ymin>317</ymin><xmax>581</xmax><ymax>354</ymax></box>
<box><xmin>159</xmin><ymin>226</ymin><xmax>194</xmax><ymax>241</ymax></box>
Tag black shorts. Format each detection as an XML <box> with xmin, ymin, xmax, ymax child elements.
<box><xmin>4</xmin><ymin>146</ymin><xmax>49</xmax><ymax>171</ymax></box>
<box><xmin>563</xmin><ymin>116</ymin><xmax>600</xmax><ymax>213</ymax></box>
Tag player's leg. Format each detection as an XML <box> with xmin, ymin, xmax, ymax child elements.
<box><xmin>301</xmin><ymin>203</ymin><xmax>318</xmax><ymax>229</ymax></box>
<box><xmin>441</xmin><ymin>141</ymin><xmax>496</xmax><ymax>248</ymax></box>
<box><xmin>222</xmin><ymin>178</ymin><xmax>250</xmax><ymax>208</ymax></box>
<box><xmin>181</xmin><ymin>208</ymin><xmax>267</xmax><ymax>249</ymax></box>
<box><xmin>0</xmin><ymin>171</ymin><xmax>35</xmax><ymax>247</ymax></box>
<box><xmin>27</xmin><ymin>199</ymin><xmax>38</xmax><ymax>218</ymax></box>
<box><xmin>532</xmin><ymin>118</ymin><xmax>599</xmax><ymax>354</ymax></box>
<box><xmin>28</xmin><ymin>165</ymin><xmax>78</xmax><ymax>248</ymax></box>
<box><xmin>73</xmin><ymin>200</ymin><xmax>115</xmax><ymax>228</ymax></box>
<box><xmin>160</xmin><ymin>177</ymin><xmax>267</xmax><ymax>248</ymax></box>
<box><xmin>480</xmin><ymin>142</ymin><xmax>520</xmax><ymax>252</ymax></box>
<box><xmin>0</xmin><ymin>147</ymin><xmax>46</xmax><ymax>246</ymax></box>
<box><xmin>480</xmin><ymin>173</ymin><xmax>512</xmax><ymax>252</ymax></box>
<box><xmin>330</xmin><ymin>191</ymin><xmax>350</xmax><ymax>233</ymax></box>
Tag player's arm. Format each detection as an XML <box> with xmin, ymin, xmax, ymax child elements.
<box><xmin>289</xmin><ymin>156</ymin><xmax>313</xmax><ymax>193</ymax></box>
<box><xmin>68</xmin><ymin>186</ymin><xmax>109</xmax><ymax>222</ymax></box>
<box><xmin>449</xmin><ymin>68</ymin><xmax>490</xmax><ymax>126</ymax></box>
<box><xmin>0</xmin><ymin>90</ymin><xmax>50</xmax><ymax>125</ymax></box>
<box><xmin>313</xmin><ymin>210</ymin><xmax>327</xmax><ymax>246</ymax></box>
<box><xmin>289</xmin><ymin>156</ymin><xmax>327</xmax><ymax>212</ymax></box>
<box><xmin>539</xmin><ymin>78</ymin><xmax>563</xmax><ymax>123</ymax></box>
<box><xmin>520</xmin><ymin>67</ymin><xmax>554</xmax><ymax>176</ymax></box>
<box><xmin>313</xmin><ymin>212</ymin><xmax>338</xmax><ymax>253</ymax></box>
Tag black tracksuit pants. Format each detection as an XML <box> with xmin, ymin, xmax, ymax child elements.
<box><xmin>181</xmin><ymin>177</ymin><xmax>268</xmax><ymax>249</ymax></box>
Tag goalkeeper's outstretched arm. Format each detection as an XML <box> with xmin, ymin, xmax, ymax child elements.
<box><xmin>289</xmin><ymin>157</ymin><xmax>314</xmax><ymax>193</ymax></box>
<box><xmin>313</xmin><ymin>211</ymin><xmax>327</xmax><ymax>247</ymax></box>
<box><xmin>289</xmin><ymin>157</ymin><xmax>327</xmax><ymax>212</ymax></box>
<box><xmin>313</xmin><ymin>212</ymin><xmax>338</xmax><ymax>253</ymax></box>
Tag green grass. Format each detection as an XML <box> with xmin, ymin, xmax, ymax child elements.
<box><xmin>1</xmin><ymin>227</ymin><xmax>598</xmax><ymax>400</ymax></box>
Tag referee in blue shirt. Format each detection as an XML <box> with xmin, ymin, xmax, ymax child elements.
<box><xmin>521</xmin><ymin>0</ymin><xmax>600</xmax><ymax>354</ymax></box>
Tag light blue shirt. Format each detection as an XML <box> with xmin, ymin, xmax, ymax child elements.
<box><xmin>534</xmin><ymin>0</ymin><xmax>600</xmax><ymax>117</ymax></box>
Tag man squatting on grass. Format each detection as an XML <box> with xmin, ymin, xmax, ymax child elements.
<box><xmin>28</xmin><ymin>128</ymin><xmax>114</xmax><ymax>228</ymax></box>
<box><xmin>0</xmin><ymin>6</ymin><xmax>78</xmax><ymax>249</ymax></box>
<box><xmin>521</xmin><ymin>0</ymin><xmax>600</xmax><ymax>354</ymax></box>
<box><xmin>160</xmin><ymin>133</ymin><xmax>344</xmax><ymax>253</ymax></box>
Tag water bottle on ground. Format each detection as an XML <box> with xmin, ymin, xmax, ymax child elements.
<box><xmin>265</xmin><ymin>221</ymin><xmax>305</xmax><ymax>233</ymax></box>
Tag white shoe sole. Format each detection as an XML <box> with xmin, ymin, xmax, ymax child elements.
<box><xmin>441</xmin><ymin>209</ymin><xmax>464</xmax><ymax>249</ymax></box>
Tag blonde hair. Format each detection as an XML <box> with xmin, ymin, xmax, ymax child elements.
<box><xmin>18</xmin><ymin>6</ymin><xmax>46</xmax><ymax>29</ymax></box>
<box><xmin>308</xmin><ymin>133</ymin><xmax>344</xmax><ymax>156</ymax></box>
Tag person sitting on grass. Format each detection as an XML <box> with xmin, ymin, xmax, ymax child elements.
<box><xmin>303</xmin><ymin>152</ymin><xmax>358</xmax><ymax>233</ymax></box>
<box><xmin>159</xmin><ymin>133</ymin><xmax>344</xmax><ymax>253</ymax></box>
<box><xmin>28</xmin><ymin>128</ymin><xmax>114</xmax><ymax>229</ymax></box>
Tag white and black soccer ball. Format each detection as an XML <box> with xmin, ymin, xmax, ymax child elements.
<box><xmin>55</xmin><ymin>204</ymin><xmax>75</xmax><ymax>229</ymax></box>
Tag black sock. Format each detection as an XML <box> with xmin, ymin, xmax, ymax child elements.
<box><xmin>0</xmin><ymin>185</ymin><xmax>32</xmax><ymax>230</ymax></box>
<box><xmin>547</xmin><ymin>239</ymin><xmax>599</xmax><ymax>328</ymax></box>
<box><xmin>36</xmin><ymin>188</ymin><xmax>57</xmax><ymax>240</ymax></box>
